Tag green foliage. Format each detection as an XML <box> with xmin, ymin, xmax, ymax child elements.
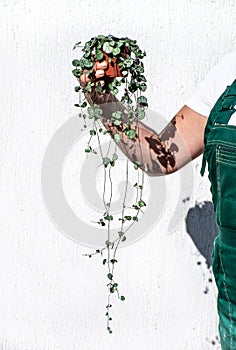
<box><xmin>103</xmin><ymin>42</ymin><xmax>113</xmax><ymax>54</ymax></box>
<box><xmin>96</xmin><ymin>50</ymin><xmax>104</xmax><ymax>60</ymax></box>
<box><xmin>118</xmin><ymin>231</ymin><xmax>124</xmax><ymax>237</ymax></box>
<box><xmin>137</xmin><ymin>95</ymin><xmax>148</xmax><ymax>106</ymax></box>
<box><xmin>112</xmin><ymin>111</ymin><xmax>123</xmax><ymax>119</ymax></box>
<box><xmin>73</xmin><ymin>41</ymin><xmax>81</xmax><ymax>50</ymax></box>
<box><xmin>98</xmin><ymin>218</ymin><xmax>105</xmax><ymax>226</ymax></box>
<box><xmin>89</xmin><ymin>129</ymin><xmax>96</xmax><ymax>135</ymax></box>
<box><xmin>74</xmin><ymin>86</ymin><xmax>81</xmax><ymax>92</ymax></box>
<box><xmin>72</xmin><ymin>68</ymin><xmax>82</xmax><ymax>77</ymax></box>
<box><xmin>112</xmin><ymin>47</ymin><xmax>120</xmax><ymax>56</ymax></box>
<box><xmin>72</xmin><ymin>34</ymin><xmax>148</xmax><ymax>116</ymax></box>
<box><xmin>140</xmin><ymin>82</ymin><xmax>147</xmax><ymax>91</ymax></box>
<box><xmin>135</xmin><ymin>106</ymin><xmax>146</xmax><ymax>120</ymax></box>
<box><xmin>73</xmin><ymin>34</ymin><xmax>149</xmax><ymax>335</ymax></box>
<box><xmin>138</xmin><ymin>200</ymin><xmax>146</xmax><ymax>207</ymax></box>
<box><xmin>110</xmin><ymin>259</ymin><xmax>118</xmax><ymax>264</ymax></box>
<box><xmin>104</xmin><ymin>214</ymin><xmax>113</xmax><ymax>221</ymax></box>
<box><xmin>81</xmin><ymin>101</ymin><xmax>87</xmax><ymax>108</ymax></box>
<box><xmin>72</xmin><ymin>59</ymin><xmax>80</xmax><ymax>66</ymax></box>
<box><xmin>125</xmin><ymin>129</ymin><xmax>136</xmax><ymax>140</ymax></box>
<box><xmin>87</xmin><ymin>106</ymin><xmax>103</xmax><ymax>119</ymax></box>
<box><xmin>134</xmin><ymin>160</ymin><xmax>144</xmax><ymax>170</ymax></box>
<box><xmin>103</xmin><ymin>157</ymin><xmax>111</xmax><ymax>167</ymax></box>
<box><xmin>112</xmin><ymin>153</ymin><xmax>118</xmax><ymax>161</ymax></box>
<box><xmin>107</xmin><ymin>273</ymin><xmax>113</xmax><ymax>280</ymax></box>
<box><xmin>114</xmin><ymin>133</ymin><xmax>121</xmax><ymax>143</ymax></box>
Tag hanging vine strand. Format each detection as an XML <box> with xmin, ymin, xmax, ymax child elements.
<box><xmin>72</xmin><ymin>34</ymin><xmax>148</xmax><ymax>334</ymax></box>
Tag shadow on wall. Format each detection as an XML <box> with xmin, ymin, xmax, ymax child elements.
<box><xmin>185</xmin><ymin>201</ymin><xmax>219</xmax><ymax>268</ymax></box>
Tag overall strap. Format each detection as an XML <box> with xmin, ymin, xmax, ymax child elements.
<box><xmin>200</xmin><ymin>79</ymin><xmax>236</xmax><ymax>176</ymax></box>
<box><xmin>215</xmin><ymin>78</ymin><xmax>236</xmax><ymax>124</ymax></box>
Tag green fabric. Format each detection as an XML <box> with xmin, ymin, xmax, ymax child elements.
<box><xmin>200</xmin><ymin>79</ymin><xmax>236</xmax><ymax>349</ymax></box>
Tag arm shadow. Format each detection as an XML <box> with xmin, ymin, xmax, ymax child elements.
<box><xmin>185</xmin><ymin>201</ymin><xmax>219</xmax><ymax>268</ymax></box>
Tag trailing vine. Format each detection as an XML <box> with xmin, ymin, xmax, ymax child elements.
<box><xmin>72</xmin><ymin>34</ymin><xmax>148</xmax><ymax>333</ymax></box>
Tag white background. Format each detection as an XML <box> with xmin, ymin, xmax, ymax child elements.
<box><xmin>1</xmin><ymin>0</ymin><xmax>236</xmax><ymax>349</ymax></box>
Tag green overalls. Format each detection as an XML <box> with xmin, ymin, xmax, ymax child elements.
<box><xmin>200</xmin><ymin>78</ymin><xmax>236</xmax><ymax>349</ymax></box>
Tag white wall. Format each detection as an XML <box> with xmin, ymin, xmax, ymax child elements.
<box><xmin>1</xmin><ymin>0</ymin><xmax>235</xmax><ymax>349</ymax></box>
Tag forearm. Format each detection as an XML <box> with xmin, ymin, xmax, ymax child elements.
<box><xmin>100</xmin><ymin>116</ymin><xmax>175</xmax><ymax>176</ymax></box>
<box><xmin>85</xmin><ymin>90</ymin><xmax>192</xmax><ymax>176</ymax></box>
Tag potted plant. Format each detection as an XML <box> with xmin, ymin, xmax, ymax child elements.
<box><xmin>72</xmin><ymin>34</ymin><xmax>148</xmax><ymax>333</ymax></box>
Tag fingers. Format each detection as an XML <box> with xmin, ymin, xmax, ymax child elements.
<box><xmin>95</xmin><ymin>60</ymin><xmax>107</xmax><ymax>70</ymax></box>
<box><xmin>95</xmin><ymin>69</ymin><xmax>105</xmax><ymax>79</ymax></box>
<box><xmin>94</xmin><ymin>60</ymin><xmax>107</xmax><ymax>79</ymax></box>
<box><xmin>78</xmin><ymin>60</ymin><xmax>108</xmax><ymax>88</ymax></box>
<box><xmin>94</xmin><ymin>80</ymin><xmax>105</xmax><ymax>87</ymax></box>
<box><xmin>79</xmin><ymin>69</ymin><xmax>89</xmax><ymax>87</ymax></box>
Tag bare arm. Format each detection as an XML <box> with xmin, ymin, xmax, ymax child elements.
<box><xmin>80</xmin><ymin>62</ymin><xmax>208</xmax><ymax>176</ymax></box>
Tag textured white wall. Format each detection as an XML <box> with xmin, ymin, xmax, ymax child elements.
<box><xmin>1</xmin><ymin>0</ymin><xmax>236</xmax><ymax>349</ymax></box>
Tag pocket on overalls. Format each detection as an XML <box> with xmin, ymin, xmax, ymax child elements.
<box><xmin>216</xmin><ymin>144</ymin><xmax>236</xmax><ymax>230</ymax></box>
<box><xmin>212</xmin><ymin>235</ymin><xmax>223</xmax><ymax>290</ymax></box>
<box><xmin>220</xmin><ymin>242</ymin><xmax>236</xmax><ymax>305</ymax></box>
<box><xmin>212</xmin><ymin>237</ymin><xmax>236</xmax><ymax>303</ymax></box>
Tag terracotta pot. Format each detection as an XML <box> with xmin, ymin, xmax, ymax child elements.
<box><xmin>103</xmin><ymin>47</ymin><xmax>130</xmax><ymax>78</ymax></box>
<box><xmin>104</xmin><ymin>53</ymin><xmax>122</xmax><ymax>78</ymax></box>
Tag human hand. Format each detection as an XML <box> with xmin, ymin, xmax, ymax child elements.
<box><xmin>78</xmin><ymin>58</ymin><xmax>121</xmax><ymax>106</ymax></box>
<box><xmin>79</xmin><ymin>59</ymin><xmax>108</xmax><ymax>90</ymax></box>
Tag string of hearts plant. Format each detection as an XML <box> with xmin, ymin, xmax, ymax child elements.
<box><xmin>72</xmin><ymin>34</ymin><xmax>148</xmax><ymax>334</ymax></box>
